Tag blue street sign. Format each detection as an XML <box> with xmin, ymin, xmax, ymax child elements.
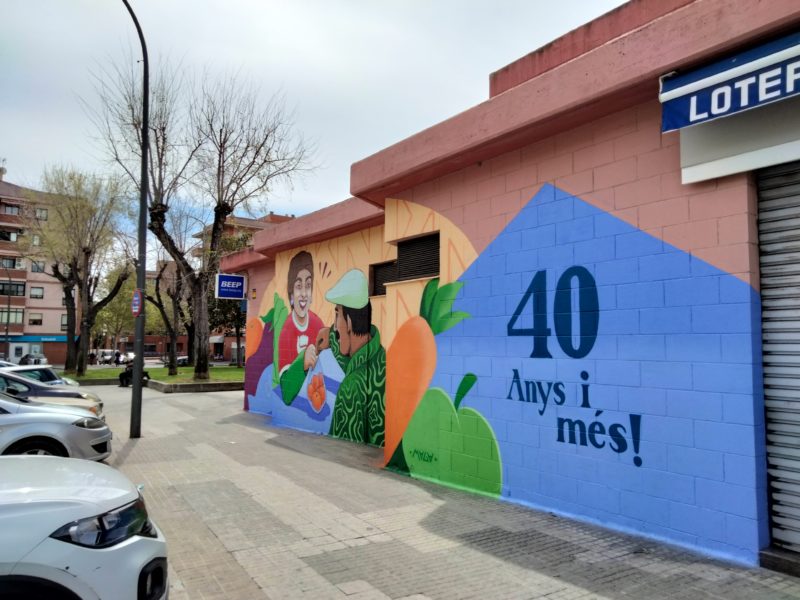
<box><xmin>131</xmin><ymin>288</ymin><xmax>143</xmax><ymax>317</ymax></box>
<box><xmin>215</xmin><ymin>273</ymin><xmax>247</xmax><ymax>300</ymax></box>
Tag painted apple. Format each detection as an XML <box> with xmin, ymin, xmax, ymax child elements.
<box><xmin>401</xmin><ymin>375</ymin><xmax>501</xmax><ymax>496</ymax></box>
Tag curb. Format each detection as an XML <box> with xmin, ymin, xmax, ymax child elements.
<box><xmin>145</xmin><ymin>380</ymin><xmax>244</xmax><ymax>394</ymax></box>
<box><xmin>74</xmin><ymin>379</ymin><xmax>244</xmax><ymax>393</ymax></box>
<box><xmin>75</xmin><ymin>378</ymin><xmax>120</xmax><ymax>386</ymax></box>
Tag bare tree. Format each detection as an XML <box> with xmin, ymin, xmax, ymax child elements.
<box><xmin>144</xmin><ymin>259</ymin><xmax>183</xmax><ymax>376</ymax></box>
<box><xmin>93</xmin><ymin>61</ymin><xmax>309</xmax><ymax>379</ymax></box>
<box><xmin>93</xmin><ymin>264</ymin><xmax>136</xmax><ymax>353</ymax></box>
<box><xmin>26</xmin><ymin>167</ymin><xmax>132</xmax><ymax>375</ymax></box>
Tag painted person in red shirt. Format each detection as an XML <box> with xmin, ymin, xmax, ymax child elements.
<box><xmin>278</xmin><ymin>251</ymin><xmax>324</xmax><ymax>404</ymax></box>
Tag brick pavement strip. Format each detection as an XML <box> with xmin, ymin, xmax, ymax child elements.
<box><xmin>91</xmin><ymin>385</ymin><xmax>800</xmax><ymax>600</ymax></box>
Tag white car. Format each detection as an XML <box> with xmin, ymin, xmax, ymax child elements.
<box><xmin>0</xmin><ymin>393</ymin><xmax>112</xmax><ymax>460</ymax></box>
<box><xmin>0</xmin><ymin>456</ymin><xmax>168</xmax><ymax>600</ymax></box>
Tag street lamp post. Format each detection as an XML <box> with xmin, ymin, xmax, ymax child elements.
<box><xmin>2</xmin><ymin>266</ymin><xmax>10</xmax><ymax>361</ymax></box>
<box><xmin>122</xmin><ymin>0</ymin><xmax>149</xmax><ymax>439</ymax></box>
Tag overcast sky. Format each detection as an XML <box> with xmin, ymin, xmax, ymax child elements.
<box><xmin>3</xmin><ymin>0</ymin><xmax>627</xmax><ymax>217</ymax></box>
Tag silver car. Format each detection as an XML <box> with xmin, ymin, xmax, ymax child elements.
<box><xmin>0</xmin><ymin>365</ymin><xmax>80</xmax><ymax>387</ymax></box>
<box><xmin>0</xmin><ymin>371</ymin><xmax>103</xmax><ymax>418</ymax></box>
<box><xmin>0</xmin><ymin>393</ymin><xmax>112</xmax><ymax>460</ymax></box>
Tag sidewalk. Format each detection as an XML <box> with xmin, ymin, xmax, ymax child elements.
<box><xmin>92</xmin><ymin>385</ymin><xmax>800</xmax><ymax>600</ymax></box>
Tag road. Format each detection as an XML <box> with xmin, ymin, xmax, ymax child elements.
<box><xmin>89</xmin><ymin>384</ymin><xmax>800</xmax><ymax>600</ymax></box>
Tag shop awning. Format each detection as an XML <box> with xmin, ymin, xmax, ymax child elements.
<box><xmin>660</xmin><ymin>31</ymin><xmax>800</xmax><ymax>132</ymax></box>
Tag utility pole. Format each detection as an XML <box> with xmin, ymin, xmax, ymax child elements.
<box><xmin>122</xmin><ymin>0</ymin><xmax>149</xmax><ymax>439</ymax></box>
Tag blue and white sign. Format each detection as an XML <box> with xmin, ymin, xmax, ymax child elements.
<box><xmin>660</xmin><ymin>32</ymin><xmax>800</xmax><ymax>132</ymax></box>
<box><xmin>131</xmin><ymin>288</ymin><xmax>143</xmax><ymax>317</ymax></box>
<box><xmin>215</xmin><ymin>273</ymin><xmax>247</xmax><ymax>300</ymax></box>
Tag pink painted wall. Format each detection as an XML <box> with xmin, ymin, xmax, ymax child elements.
<box><xmin>489</xmin><ymin>0</ymin><xmax>696</xmax><ymax>97</ymax></box>
<box><xmin>394</xmin><ymin>100</ymin><xmax>759</xmax><ymax>288</ymax></box>
<box><xmin>246</xmin><ymin>261</ymin><xmax>275</xmax><ymax>322</ymax></box>
<box><xmin>351</xmin><ymin>0</ymin><xmax>800</xmax><ymax>208</ymax></box>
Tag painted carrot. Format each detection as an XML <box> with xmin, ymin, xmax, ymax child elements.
<box><xmin>384</xmin><ymin>278</ymin><xmax>469</xmax><ymax>464</ymax></box>
<box><xmin>244</xmin><ymin>317</ymin><xmax>263</xmax><ymax>361</ymax></box>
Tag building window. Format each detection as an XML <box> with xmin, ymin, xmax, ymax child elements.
<box><xmin>60</xmin><ymin>314</ymin><xmax>68</xmax><ymax>331</ymax></box>
<box><xmin>32</xmin><ymin>234</ymin><xmax>41</xmax><ymax>246</ymax></box>
<box><xmin>28</xmin><ymin>312</ymin><xmax>43</xmax><ymax>326</ymax></box>
<box><xmin>30</xmin><ymin>287</ymin><xmax>44</xmax><ymax>299</ymax></box>
<box><xmin>369</xmin><ymin>232</ymin><xmax>440</xmax><ymax>296</ymax></box>
<box><xmin>35</xmin><ymin>208</ymin><xmax>48</xmax><ymax>220</ymax></box>
<box><xmin>0</xmin><ymin>257</ymin><xmax>23</xmax><ymax>270</ymax></box>
<box><xmin>0</xmin><ymin>282</ymin><xmax>25</xmax><ymax>297</ymax></box>
<box><xmin>0</xmin><ymin>309</ymin><xmax>24</xmax><ymax>324</ymax></box>
<box><xmin>31</xmin><ymin>261</ymin><xmax>45</xmax><ymax>273</ymax></box>
<box><xmin>0</xmin><ymin>231</ymin><xmax>18</xmax><ymax>243</ymax></box>
<box><xmin>370</xmin><ymin>261</ymin><xmax>398</xmax><ymax>297</ymax></box>
<box><xmin>397</xmin><ymin>233</ymin><xmax>440</xmax><ymax>280</ymax></box>
<box><xmin>3</xmin><ymin>205</ymin><xmax>20</xmax><ymax>216</ymax></box>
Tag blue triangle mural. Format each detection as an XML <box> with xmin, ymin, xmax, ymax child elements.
<box><xmin>424</xmin><ymin>184</ymin><xmax>768</xmax><ymax>564</ymax></box>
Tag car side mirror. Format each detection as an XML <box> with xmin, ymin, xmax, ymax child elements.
<box><xmin>5</xmin><ymin>388</ymin><xmax>18</xmax><ymax>396</ymax></box>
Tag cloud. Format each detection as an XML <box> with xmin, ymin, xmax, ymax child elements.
<box><xmin>4</xmin><ymin>0</ymin><xmax>628</xmax><ymax>213</ymax></box>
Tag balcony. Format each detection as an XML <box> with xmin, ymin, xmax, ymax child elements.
<box><xmin>0</xmin><ymin>214</ymin><xmax>23</xmax><ymax>228</ymax></box>
<box><xmin>0</xmin><ymin>297</ymin><xmax>27</xmax><ymax>307</ymax></box>
<box><xmin>0</xmin><ymin>269</ymin><xmax>28</xmax><ymax>280</ymax></box>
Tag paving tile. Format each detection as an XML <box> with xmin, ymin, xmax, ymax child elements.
<box><xmin>89</xmin><ymin>385</ymin><xmax>800</xmax><ymax>600</ymax></box>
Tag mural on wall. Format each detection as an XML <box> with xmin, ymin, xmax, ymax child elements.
<box><xmin>243</xmin><ymin>184</ymin><xmax>765</xmax><ymax>562</ymax></box>
<box><xmin>278</xmin><ymin>251</ymin><xmax>325</xmax><ymax>405</ymax></box>
<box><xmin>247</xmin><ymin>253</ymin><xmax>387</xmax><ymax>446</ymax></box>
<box><xmin>405</xmin><ymin>183</ymin><xmax>764</xmax><ymax>564</ymax></box>
<box><xmin>386</xmin><ymin>278</ymin><xmax>502</xmax><ymax>496</ymax></box>
<box><xmin>324</xmin><ymin>269</ymin><xmax>386</xmax><ymax>445</ymax></box>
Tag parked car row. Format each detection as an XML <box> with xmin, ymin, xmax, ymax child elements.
<box><xmin>0</xmin><ymin>371</ymin><xmax>168</xmax><ymax>599</ymax></box>
<box><xmin>94</xmin><ymin>349</ymin><xmax>136</xmax><ymax>365</ymax></box>
<box><xmin>0</xmin><ymin>353</ymin><xmax>50</xmax><ymax>366</ymax></box>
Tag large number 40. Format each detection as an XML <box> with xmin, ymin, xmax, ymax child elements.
<box><xmin>507</xmin><ymin>266</ymin><xmax>599</xmax><ymax>359</ymax></box>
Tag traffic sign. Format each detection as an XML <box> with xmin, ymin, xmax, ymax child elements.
<box><xmin>131</xmin><ymin>288</ymin><xmax>143</xmax><ymax>317</ymax></box>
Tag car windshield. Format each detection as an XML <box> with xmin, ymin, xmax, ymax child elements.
<box><xmin>0</xmin><ymin>375</ymin><xmax>34</xmax><ymax>393</ymax></box>
<box><xmin>18</xmin><ymin>369</ymin><xmax>57</xmax><ymax>382</ymax></box>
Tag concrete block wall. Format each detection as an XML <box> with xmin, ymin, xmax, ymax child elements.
<box><xmin>398</xmin><ymin>100</ymin><xmax>759</xmax><ymax>289</ymax></box>
<box><xmin>400</xmin><ymin>100</ymin><xmax>767</xmax><ymax>565</ymax></box>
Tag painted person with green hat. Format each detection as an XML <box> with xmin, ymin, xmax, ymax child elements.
<box><xmin>312</xmin><ymin>268</ymin><xmax>386</xmax><ymax>447</ymax></box>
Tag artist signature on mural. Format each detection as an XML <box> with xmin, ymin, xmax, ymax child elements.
<box><xmin>409</xmin><ymin>449</ymin><xmax>437</xmax><ymax>463</ymax></box>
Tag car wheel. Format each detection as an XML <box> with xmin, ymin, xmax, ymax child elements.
<box><xmin>4</xmin><ymin>438</ymin><xmax>68</xmax><ymax>457</ymax></box>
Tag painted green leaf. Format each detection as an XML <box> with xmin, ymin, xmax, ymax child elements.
<box><xmin>419</xmin><ymin>279</ymin><xmax>469</xmax><ymax>335</ymax></box>
<box><xmin>433</xmin><ymin>310</ymin><xmax>470</xmax><ymax>336</ymax></box>
<box><xmin>430</xmin><ymin>281</ymin><xmax>465</xmax><ymax>334</ymax></box>
<box><xmin>419</xmin><ymin>277</ymin><xmax>440</xmax><ymax>325</ymax></box>
<box><xmin>271</xmin><ymin>293</ymin><xmax>289</xmax><ymax>388</ymax></box>
<box><xmin>260</xmin><ymin>308</ymin><xmax>274</xmax><ymax>324</ymax></box>
<box><xmin>454</xmin><ymin>373</ymin><xmax>477</xmax><ymax>410</ymax></box>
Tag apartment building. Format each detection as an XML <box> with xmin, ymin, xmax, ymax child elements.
<box><xmin>0</xmin><ymin>171</ymin><xmax>68</xmax><ymax>364</ymax></box>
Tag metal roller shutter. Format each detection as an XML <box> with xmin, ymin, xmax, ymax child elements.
<box><xmin>759</xmin><ymin>161</ymin><xmax>800</xmax><ymax>552</ymax></box>
<box><xmin>397</xmin><ymin>233</ymin><xmax>439</xmax><ymax>280</ymax></box>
